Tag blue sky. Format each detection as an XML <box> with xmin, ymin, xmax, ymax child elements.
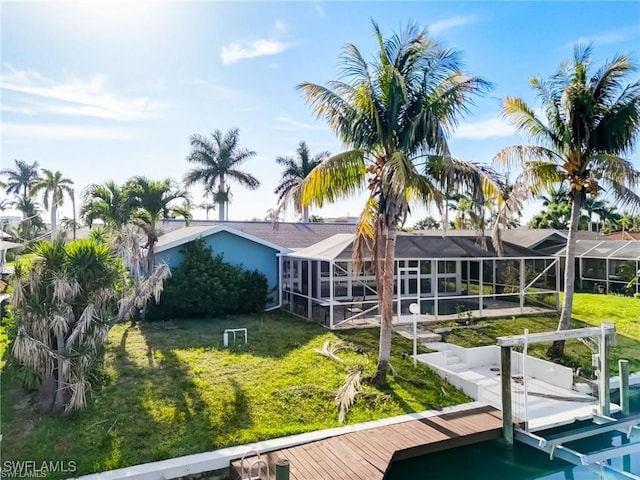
<box><xmin>1</xmin><ymin>1</ymin><xmax>639</xmax><ymax>224</ymax></box>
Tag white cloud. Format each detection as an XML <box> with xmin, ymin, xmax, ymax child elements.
<box><xmin>567</xmin><ymin>25</ymin><xmax>639</xmax><ymax>48</ymax></box>
<box><xmin>221</xmin><ymin>40</ymin><xmax>289</xmax><ymax>65</ymax></box>
<box><xmin>454</xmin><ymin>118</ymin><xmax>516</xmax><ymax>140</ymax></box>
<box><xmin>274</xmin><ymin>115</ymin><xmax>323</xmax><ymax>131</ymax></box>
<box><xmin>269</xmin><ymin>63</ymin><xmax>280</xmax><ymax>69</ymax></box>
<box><xmin>2</xmin><ymin>123</ymin><xmax>130</xmax><ymax>140</ymax></box>
<box><xmin>0</xmin><ymin>67</ymin><xmax>167</xmax><ymax>121</ymax></box>
<box><xmin>314</xmin><ymin>3</ymin><xmax>326</xmax><ymax>18</ymax></box>
<box><xmin>220</xmin><ymin>21</ymin><xmax>291</xmax><ymax>65</ymax></box>
<box><xmin>430</xmin><ymin>15</ymin><xmax>479</xmax><ymax>34</ymax></box>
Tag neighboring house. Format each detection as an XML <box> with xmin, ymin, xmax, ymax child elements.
<box><xmin>556</xmin><ymin>239</ymin><xmax>640</xmax><ymax>295</ymax></box>
<box><xmin>606</xmin><ymin>231</ymin><xmax>640</xmax><ymax>241</ymax></box>
<box><xmin>155</xmin><ymin>224</ymin><xmax>291</xmax><ymax>307</ymax></box>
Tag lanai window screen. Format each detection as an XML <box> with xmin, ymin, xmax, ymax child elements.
<box><xmin>557</xmin><ymin>240</ymin><xmax>640</xmax><ymax>295</ymax></box>
<box><xmin>282</xmin><ymin>233</ymin><xmax>560</xmax><ymax>329</ymax></box>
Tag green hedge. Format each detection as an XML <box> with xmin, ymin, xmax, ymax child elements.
<box><xmin>149</xmin><ymin>237</ymin><xmax>269</xmax><ymax>319</ymax></box>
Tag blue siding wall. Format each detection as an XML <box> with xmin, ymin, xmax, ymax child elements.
<box><xmin>155</xmin><ymin>231</ymin><xmax>280</xmax><ymax>305</ymax></box>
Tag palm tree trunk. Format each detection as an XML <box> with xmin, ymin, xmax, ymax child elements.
<box><xmin>52</xmin><ymin>332</ymin><xmax>67</xmax><ymax>412</ymax></box>
<box><xmin>71</xmin><ymin>189</ymin><xmax>77</xmax><ymax>240</ymax></box>
<box><xmin>51</xmin><ymin>204</ymin><xmax>57</xmax><ymax>240</ymax></box>
<box><xmin>218</xmin><ymin>180</ymin><xmax>226</xmax><ymax>221</ymax></box>
<box><xmin>548</xmin><ymin>193</ymin><xmax>583</xmax><ymax>359</ymax></box>
<box><xmin>372</xmin><ymin>223</ymin><xmax>396</xmax><ymax>386</ymax></box>
<box><xmin>303</xmin><ymin>206</ymin><xmax>309</xmax><ymax>223</ymax></box>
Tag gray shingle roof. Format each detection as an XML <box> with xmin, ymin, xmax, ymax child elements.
<box><xmin>157</xmin><ymin>220</ymin><xmax>357</xmax><ymax>249</ymax></box>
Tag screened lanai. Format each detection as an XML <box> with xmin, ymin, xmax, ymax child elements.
<box><xmin>557</xmin><ymin>240</ymin><xmax>640</xmax><ymax>295</ymax></box>
<box><xmin>282</xmin><ymin>233</ymin><xmax>560</xmax><ymax>329</ymax></box>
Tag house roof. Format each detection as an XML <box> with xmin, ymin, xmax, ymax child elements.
<box><xmin>155</xmin><ymin>224</ymin><xmax>289</xmax><ymax>254</ymax></box>
<box><xmin>0</xmin><ymin>240</ymin><xmax>22</xmax><ymax>250</ymax></box>
<box><xmin>606</xmin><ymin>231</ymin><xmax>640</xmax><ymax>241</ymax></box>
<box><xmin>287</xmin><ymin>232</ymin><xmax>542</xmax><ymax>261</ymax></box>
<box><xmin>556</xmin><ymin>240</ymin><xmax>640</xmax><ymax>260</ymax></box>
<box><xmin>157</xmin><ymin>220</ymin><xmax>357</xmax><ymax>249</ymax></box>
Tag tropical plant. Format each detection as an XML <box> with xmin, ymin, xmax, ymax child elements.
<box><xmin>125</xmin><ymin>176</ymin><xmax>191</xmax><ymax>275</ymax></box>
<box><xmin>413</xmin><ymin>216</ymin><xmax>441</xmax><ymax>230</ymax></box>
<box><xmin>449</xmin><ymin>194</ymin><xmax>483</xmax><ymax>230</ymax></box>
<box><xmin>1</xmin><ymin>159</ymin><xmax>41</xmax><ymax>205</ymax></box>
<box><xmin>298</xmin><ymin>21</ymin><xmax>496</xmax><ymax>385</ymax></box>
<box><xmin>184</xmin><ymin>129</ymin><xmax>260</xmax><ymax>221</ymax></box>
<box><xmin>275</xmin><ymin>141</ymin><xmax>330</xmax><ymax>222</ymax></box>
<box><xmin>148</xmin><ymin>237</ymin><xmax>268</xmax><ymax>320</ymax></box>
<box><xmin>11</xmin><ymin>239</ymin><xmax>123</xmax><ymax>412</ymax></box>
<box><xmin>494</xmin><ymin>45</ymin><xmax>640</xmax><ymax>358</ymax></box>
<box><xmin>80</xmin><ymin>181</ymin><xmax>132</xmax><ymax>230</ymax></box>
<box><xmin>31</xmin><ymin>169</ymin><xmax>74</xmax><ymax>239</ymax></box>
<box><xmin>197</xmin><ymin>197</ymin><xmax>217</xmax><ymax>220</ymax></box>
<box><xmin>9</xmin><ymin>196</ymin><xmax>46</xmax><ymax>241</ymax></box>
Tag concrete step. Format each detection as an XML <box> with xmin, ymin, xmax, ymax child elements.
<box><xmin>447</xmin><ymin>363</ymin><xmax>468</xmax><ymax>372</ymax></box>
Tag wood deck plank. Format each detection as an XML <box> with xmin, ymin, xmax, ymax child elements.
<box><xmin>230</xmin><ymin>406</ymin><xmax>502</xmax><ymax>480</ymax></box>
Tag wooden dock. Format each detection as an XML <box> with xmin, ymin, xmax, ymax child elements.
<box><xmin>230</xmin><ymin>405</ymin><xmax>502</xmax><ymax>479</ymax></box>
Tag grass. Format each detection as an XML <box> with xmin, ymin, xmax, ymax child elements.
<box><xmin>1</xmin><ymin>312</ymin><xmax>469</xmax><ymax>478</ymax></box>
<box><xmin>440</xmin><ymin>293</ymin><xmax>640</xmax><ymax>376</ymax></box>
<box><xmin>2</xmin><ymin>293</ymin><xmax>638</xmax><ymax>477</ymax></box>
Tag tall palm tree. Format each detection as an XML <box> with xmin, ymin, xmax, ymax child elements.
<box><xmin>299</xmin><ymin>21</ymin><xmax>496</xmax><ymax>385</ymax></box>
<box><xmin>494</xmin><ymin>45</ymin><xmax>640</xmax><ymax>358</ymax></box>
<box><xmin>81</xmin><ymin>181</ymin><xmax>132</xmax><ymax>229</ymax></box>
<box><xmin>31</xmin><ymin>169</ymin><xmax>74</xmax><ymax>239</ymax></box>
<box><xmin>1</xmin><ymin>159</ymin><xmax>41</xmax><ymax>218</ymax></box>
<box><xmin>275</xmin><ymin>141</ymin><xmax>330</xmax><ymax>222</ymax></box>
<box><xmin>126</xmin><ymin>176</ymin><xmax>191</xmax><ymax>275</ymax></box>
<box><xmin>184</xmin><ymin>129</ymin><xmax>260</xmax><ymax>221</ymax></box>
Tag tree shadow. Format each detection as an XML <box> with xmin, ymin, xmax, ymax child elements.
<box><xmin>139</xmin><ymin>310</ymin><xmax>326</xmax><ymax>359</ymax></box>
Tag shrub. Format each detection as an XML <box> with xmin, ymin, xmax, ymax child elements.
<box><xmin>149</xmin><ymin>237</ymin><xmax>269</xmax><ymax>320</ymax></box>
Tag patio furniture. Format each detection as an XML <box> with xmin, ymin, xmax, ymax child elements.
<box><xmin>223</xmin><ymin>328</ymin><xmax>248</xmax><ymax>347</ymax></box>
<box><xmin>344</xmin><ymin>296</ymin><xmax>365</xmax><ymax>319</ymax></box>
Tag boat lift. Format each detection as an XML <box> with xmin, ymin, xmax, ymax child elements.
<box><xmin>497</xmin><ymin>323</ymin><xmax>640</xmax><ymax>476</ymax></box>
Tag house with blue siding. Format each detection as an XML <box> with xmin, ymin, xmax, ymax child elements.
<box><xmin>155</xmin><ymin>224</ymin><xmax>290</xmax><ymax>307</ymax></box>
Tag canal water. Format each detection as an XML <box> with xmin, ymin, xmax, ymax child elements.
<box><xmin>386</xmin><ymin>389</ymin><xmax>640</xmax><ymax>479</ymax></box>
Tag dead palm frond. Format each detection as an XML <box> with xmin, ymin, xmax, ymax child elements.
<box><xmin>336</xmin><ymin>368</ymin><xmax>362</xmax><ymax>423</ymax></box>
<box><xmin>314</xmin><ymin>340</ymin><xmax>347</xmax><ymax>363</ymax></box>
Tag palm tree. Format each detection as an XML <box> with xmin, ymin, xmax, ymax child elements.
<box><xmin>298</xmin><ymin>21</ymin><xmax>495</xmax><ymax>385</ymax></box>
<box><xmin>494</xmin><ymin>45</ymin><xmax>640</xmax><ymax>358</ymax></box>
<box><xmin>184</xmin><ymin>129</ymin><xmax>260</xmax><ymax>221</ymax></box>
<box><xmin>10</xmin><ymin>196</ymin><xmax>46</xmax><ymax>241</ymax></box>
<box><xmin>1</xmin><ymin>159</ymin><xmax>41</xmax><ymax>202</ymax></box>
<box><xmin>31</xmin><ymin>169</ymin><xmax>74</xmax><ymax>239</ymax></box>
<box><xmin>11</xmin><ymin>239</ymin><xmax>122</xmax><ymax>412</ymax></box>
<box><xmin>197</xmin><ymin>198</ymin><xmax>216</xmax><ymax>220</ymax></box>
<box><xmin>275</xmin><ymin>141</ymin><xmax>330</xmax><ymax>222</ymax></box>
<box><xmin>126</xmin><ymin>176</ymin><xmax>191</xmax><ymax>275</ymax></box>
<box><xmin>81</xmin><ymin>181</ymin><xmax>132</xmax><ymax>229</ymax></box>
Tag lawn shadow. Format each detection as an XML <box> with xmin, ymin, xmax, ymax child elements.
<box><xmin>82</xmin><ymin>321</ymin><xmax>256</xmax><ymax>472</ymax></box>
<box><xmin>140</xmin><ymin>310</ymin><xmax>327</xmax><ymax>359</ymax></box>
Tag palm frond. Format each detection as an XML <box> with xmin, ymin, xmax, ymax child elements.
<box><xmin>300</xmin><ymin>150</ymin><xmax>366</xmax><ymax>207</ymax></box>
<box><xmin>336</xmin><ymin>369</ymin><xmax>362</xmax><ymax>423</ymax></box>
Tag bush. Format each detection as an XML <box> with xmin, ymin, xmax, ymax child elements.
<box><xmin>149</xmin><ymin>237</ymin><xmax>269</xmax><ymax>320</ymax></box>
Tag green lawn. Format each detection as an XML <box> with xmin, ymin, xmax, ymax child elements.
<box><xmin>440</xmin><ymin>293</ymin><xmax>640</xmax><ymax>376</ymax></box>
<box><xmin>2</xmin><ymin>293</ymin><xmax>638</xmax><ymax>478</ymax></box>
<box><xmin>1</xmin><ymin>312</ymin><xmax>468</xmax><ymax>478</ymax></box>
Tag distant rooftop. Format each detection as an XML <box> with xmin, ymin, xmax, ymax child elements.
<box><xmin>158</xmin><ymin>220</ymin><xmax>357</xmax><ymax>249</ymax></box>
